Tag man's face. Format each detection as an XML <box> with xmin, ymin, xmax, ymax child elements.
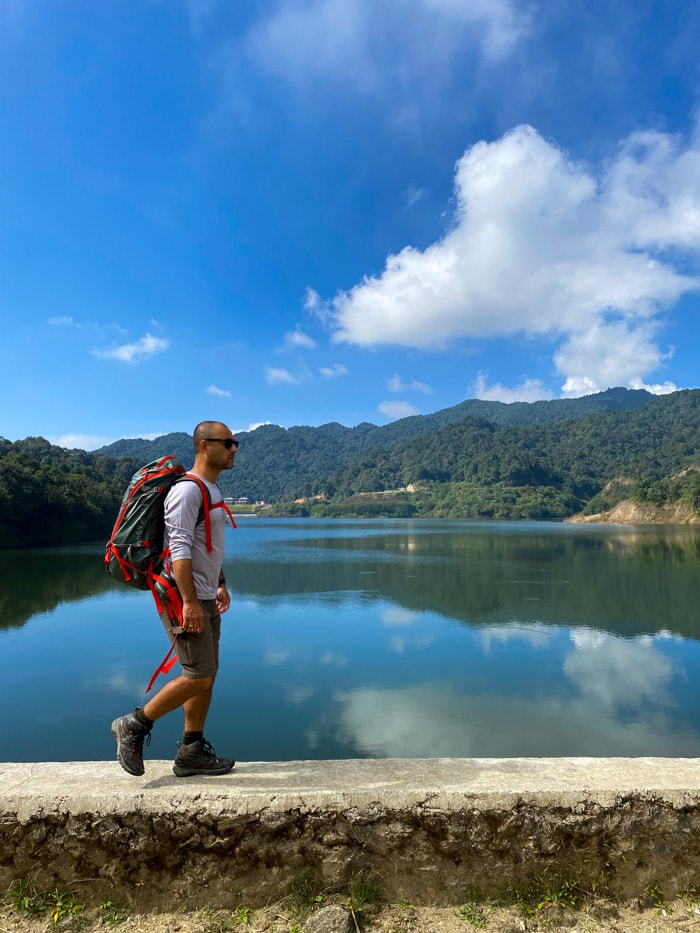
<box><xmin>203</xmin><ymin>425</ymin><xmax>238</xmax><ymax>470</ymax></box>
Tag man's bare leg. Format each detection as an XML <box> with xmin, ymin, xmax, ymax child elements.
<box><xmin>182</xmin><ymin>686</ymin><xmax>213</xmax><ymax>732</ymax></box>
<box><xmin>143</xmin><ymin>675</ymin><xmax>214</xmax><ymax>723</ymax></box>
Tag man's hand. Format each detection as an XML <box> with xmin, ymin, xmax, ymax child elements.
<box><xmin>182</xmin><ymin>598</ymin><xmax>205</xmax><ymax>633</ymax></box>
<box><xmin>216</xmin><ymin>583</ymin><xmax>231</xmax><ymax>614</ymax></box>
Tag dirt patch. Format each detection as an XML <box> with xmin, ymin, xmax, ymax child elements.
<box><xmin>2</xmin><ymin>894</ymin><xmax>698</xmax><ymax>933</ymax></box>
<box><xmin>569</xmin><ymin>499</ymin><xmax>700</xmax><ymax>524</ymax></box>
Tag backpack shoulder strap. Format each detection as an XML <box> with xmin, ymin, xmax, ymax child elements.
<box><xmin>174</xmin><ymin>473</ymin><xmax>214</xmax><ymax>552</ymax></box>
<box><xmin>172</xmin><ymin>474</ymin><xmax>237</xmax><ymax>551</ymax></box>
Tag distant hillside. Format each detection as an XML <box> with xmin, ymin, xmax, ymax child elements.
<box><xmin>4</xmin><ymin>387</ymin><xmax>696</xmax><ymax>549</ymax></box>
<box><xmin>0</xmin><ymin>436</ymin><xmax>140</xmax><ymax>549</ymax></box>
<box><xmin>95</xmin><ymin>387</ymin><xmax>655</xmax><ymax>503</ymax></box>
<box><xmin>293</xmin><ymin>389</ymin><xmax>700</xmax><ymax>520</ymax></box>
<box><xmin>98</xmin><ymin>432</ymin><xmax>194</xmax><ymax>465</ymax></box>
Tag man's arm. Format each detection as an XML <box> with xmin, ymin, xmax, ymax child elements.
<box><xmin>216</xmin><ymin>576</ymin><xmax>231</xmax><ymax>614</ymax></box>
<box><xmin>172</xmin><ymin>558</ymin><xmax>205</xmax><ymax>633</ymax></box>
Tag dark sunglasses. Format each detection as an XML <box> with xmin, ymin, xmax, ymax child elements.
<box><xmin>205</xmin><ymin>437</ymin><xmax>238</xmax><ymax>450</ymax></box>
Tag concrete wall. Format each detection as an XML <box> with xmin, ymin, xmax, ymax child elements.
<box><xmin>2</xmin><ymin>758</ymin><xmax>700</xmax><ymax>910</ymax></box>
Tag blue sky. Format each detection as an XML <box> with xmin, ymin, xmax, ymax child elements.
<box><xmin>2</xmin><ymin>0</ymin><xmax>700</xmax><ymax>449</ymax></box>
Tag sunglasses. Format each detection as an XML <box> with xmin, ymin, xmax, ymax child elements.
<box><xmin>205</xmin><ymin>437</ymin><xmax>238</xmax><ymax>450</ymax></box>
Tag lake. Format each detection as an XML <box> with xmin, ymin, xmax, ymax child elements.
<box><xmin>4</xmin><ymin>518</ymin><xmax>700</xmax><ymax>764</ymax></box>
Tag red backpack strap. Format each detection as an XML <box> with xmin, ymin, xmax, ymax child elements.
<box><xmin>178</xmin><ymin>473</ymin><xmax>213</xmax><ymax>552</ymax></box>
<box><xmin>145</xmin><ymin>570</ymin><xmax>184</xmax><ymax>691</ymax></box>
<box><xmin>181</xmin><ymin>473</ymin><xmax>237</xmax><ymax>549</ymax></box>
<box><xmin>211</xmin><ymin>499</ymin><xmax>237</xmax><ymax>529</ymax></box>
<box><xmin>145</xmin><ymin>642</ymin><xmax>179</xmax><ymax>693</ymax></box>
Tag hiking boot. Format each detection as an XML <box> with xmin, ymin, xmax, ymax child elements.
<box><xmin>173</xmin><ymin>738</ymin><xmax>235</xmax><ymax>777</ymax></box>
<box><xmin>111</xmin><ymin>712</ymin><xmax>151</xmax><ymax>776</ymax></box>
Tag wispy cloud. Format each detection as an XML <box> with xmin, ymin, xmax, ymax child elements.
<box><xmin>386</xmin><ymin>374</ymin><xmax>432</xmax><ymax>394</ymax></box>
<box><xmin>92</xmin><ymin>333</ymin><xmax>170</xmax><ymax>364</ymax></box>
<box><xmin>281</xmin><ymin>325</ymin><xmax>317</xmax><ymax>351</ymax></box>
<box><xmin>207</xmin><ymin>384</ymin><xmax>232</xmax><ymax>398</ymax></box>
<box><xmin>472</xmin><ymin>373</ymin><xmax>554</xmax><ymax>403</ymax></box>
<box><xmin>328</xmin><ymin>124</ymin><xmax>700</xmax><ymax>396</ymax></box>
<box><xmin>265</xmin><ymin>366</ymin><xmax>301</xmax><ymax>386</ymax></box>
<box><xmin>48</xmin><ymin>316</ymin><xmax>74</xmax><ymax>326</ymax></box>
<box><xmin>378</xmin><ymin>400</ymin><xmax>419</xmax><ymax>420</ymax></box>
<box><xmin>247</xmin><ymin>0</ymin><xmax>529</xmax><ymax>99</ymax></box>
<box><xmin>319</xmin><ymin>363</ymin><xmax>347</xmax><ymax>378</ymax></box>
<box><xmin>404</xmin><ymin>184</ymin><xmax>425</xmax><ymax>208</ymax></box>
<box><xmin>47</xmin><ymin>431</ymin><xmax>165</xmax><ymax>451</ymax></box>
<box><xmin>243</xmin><ymin>421</ymin><xmax>274</xmax><ymax>432</ymax></box>
<box><xmin>303</xmin><ymin>287</ymin><xmax>320</xmax><ymax>311</ymax></box>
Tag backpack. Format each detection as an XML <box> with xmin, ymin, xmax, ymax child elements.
<box><xmin>106</xmin><ymin>455</ymin><xmax>191</xmax><ymax>588</ymax></box>
<box><xmin>104</xmin><ymin>455</ymin><xmax>236</xmax><ymax>689</ymax></box>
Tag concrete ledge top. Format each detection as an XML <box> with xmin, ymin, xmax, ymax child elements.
<box><xmin>3</xmin><ymin>758</ymin><xmax>700</xmax><ymax>821</ymax></box>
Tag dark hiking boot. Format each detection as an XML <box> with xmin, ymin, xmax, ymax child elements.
<box><xmin>111</xmin><ymin>712</ymin><xmax>151</xmax><ymax>776</ymax></box>
<box><xmin>173</xmin><ymin>738</ymin><xmax>235</xmax><ymax>777</ymax></box>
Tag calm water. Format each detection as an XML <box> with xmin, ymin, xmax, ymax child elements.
<box><xmin>4</xmin><ymin>519</ymin><xmax>700</xmax><ymax>763</ymax></box>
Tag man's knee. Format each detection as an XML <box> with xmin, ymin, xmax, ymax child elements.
<box><xmin>185</xmin><ymin>675</ymin><xmax>215</xmax><ymax>693</ymax></box>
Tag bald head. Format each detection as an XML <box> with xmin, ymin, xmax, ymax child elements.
<box><xmin>193</xmin><ymin>421</ymin><xmax>229</xmax><ymax>453</ymax></box>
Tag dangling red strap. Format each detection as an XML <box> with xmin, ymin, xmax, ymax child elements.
<box><xmin>145</xmin><ymin>639</ymin><xmax>179</xmax><ymax>693</ymax></box>
<box><xmin>145</xmin><ymin>570</ymin><xmax>184</xmax><ymax>691</ymax></box>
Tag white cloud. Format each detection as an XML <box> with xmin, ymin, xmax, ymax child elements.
<box><xmin>264</xmin><ymin>644</ymin><xmax>291</xmax><ymax>665</ymax></box>
<box><xmin>282</xmin><ymin>325</ymin><xmax>317</xmax><ymax>351</ymax></box>
<box><xmin>47</xmin><ymin>431</ymin><xmax>165</xmax><ymax>451</ymax></box>
<box><xmin>472</xmin><ymin>373</ymin><xmax>554</xmax><ymax>403</ymax></box>
<box><xmin>326</xmin><ymin>124</ymin><xmax>700</xmax><ymax>395</ymax></box>
<box><xmin>380</xmin><ymin>607</ymin><xmax>420</xmax><ymax>627</ymax></box>
<box><xmin>554</xmin><ymin>322</ymin><xmax>677</xmax><ymax>397</ymax></box>
<box><xmin>48</xmin><ymin>433</ymin><xmax>118</xmax><ymax>451</ymax></box>
<box><xmin>285</xmin><ymin>686</ymin><xmax>316</xmax><ymax>704</ymax></box>
<box><xmin>378</xmin><ymin>400</ymin><xmax>420</xmax><ymax>420</ymax></box>
<box><xmin>386</xmin><ymin>374</ymin><xmax>432</xmax><ymax>394</ymax></box>
<box><xmin>319</xmin><ymin>651</ymin><xmax>349</xmax><ymax>666</ymax></box>
<box><xmin>304</xmin><ymin>287</ymin><xmax>322</xmax><ymax>313</ymax></box>
<box><xmin>48</xmin><ymin>316</ymin><xmax>74</xmax><ymax>326</ymax></box>
<box><xmin>333</xmin><ymin>681</ymin><xmax>700</xmax><ymax>758</ymax></box>
<box><xmin>242</xmin><ymin>421</ymin><xmax>274</xmax><ymax>432</ymax></box>
<box><xmin>319</xmin><ymin>363</ymin><xmax>348</xmax><ymax>378</ymax></box>
<box><xmin>264</xmin><ymin>366</ymin><xmax>301</xmax><ymax>385</ymax></box>
<box><xmin>247</xmin><ymin>0</ymin><xmax>528</xmax><ymax>98</ymax></box>
<box><xmin>479</xmin><ymin>622</ymin><xmax>554</xmax><ymax>651</ymax></box>
<box><xmin>564</xmin><ymin>630</ymin><xmax>675</xmax><ymax>709</ymax></box>
<box><xmin>92</xmin><ymin>333</ymin><xmax>170</xmax><ymax>364</ymax></box>
<box><xmin>207</xmin><ymin>384</ymin><xmax>232</xmax><ymax>398</ymax></box>
<box><xmin>629</xmin><ymin>378</ymin><xmax>678</xmax><ymax>395</ymax></box>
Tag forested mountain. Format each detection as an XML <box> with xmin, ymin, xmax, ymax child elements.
<box><xmin>95</xmin><ymin>387</ymin><xmax>655</xmax><ymax>503</ymax></box>
<box><xmin>3</xmin><ymin>386</ymin><xmax>697</xmax><ymax>549</ymax></box>
<box><xmin>298</xmin><ymin>389</ymin><xmax>700</xmax><ymax>520</ymax></box>
<box><xmin>0</xmin><ymin>437</ymin><xmax>140</xmax><ymax>548</ymax></box>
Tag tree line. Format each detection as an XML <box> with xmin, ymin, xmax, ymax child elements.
<box><xmin>0</xmin><ymin>437</ymin><xmax>140</xmax><ymax>549</ymax></box>
<box><xmin>269</xmin><ymin>389</ymin><xmax>700</xmax><ymax>520</ymax></box>
<box><xmin>3</xmin><ymin>387</ymin><xmax>699</xmax><ymax>548</ymax></box>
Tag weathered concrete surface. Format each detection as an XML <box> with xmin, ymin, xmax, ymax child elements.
<box><xmin>2</xmin><ymin>758</ymin><xmax>700</xmax><ymax>910</ymax></box>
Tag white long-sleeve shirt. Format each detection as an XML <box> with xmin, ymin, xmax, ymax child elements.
<box><xmin>164</xmin><ymin>474</ymin><xmax>225</xmax><ymax>599</ymax></box>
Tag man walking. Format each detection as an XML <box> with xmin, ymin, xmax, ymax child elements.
<box><xmin>111</xmin><ymin>420</ymin><xmax>238</xmax><ymax>777</ymax></box>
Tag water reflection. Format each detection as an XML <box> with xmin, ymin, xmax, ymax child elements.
<box><xmin>3</xmin><ymin>520</ymin><xmax>700</xmax><ymax>761</ymax></box>
<box><xmin>224</xmin><ymin>521</ymin><xmax>700</xmax><ymax>639</ymax></box>
<box><xmin>0</xmin><ymin>545</ymin><xmax>113</xmax><ymax>632</ymax></box>
<box><xmin>331</xmin><ymin>677</ymin><xmax>700</xmax><ymax>758</ymax></box>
